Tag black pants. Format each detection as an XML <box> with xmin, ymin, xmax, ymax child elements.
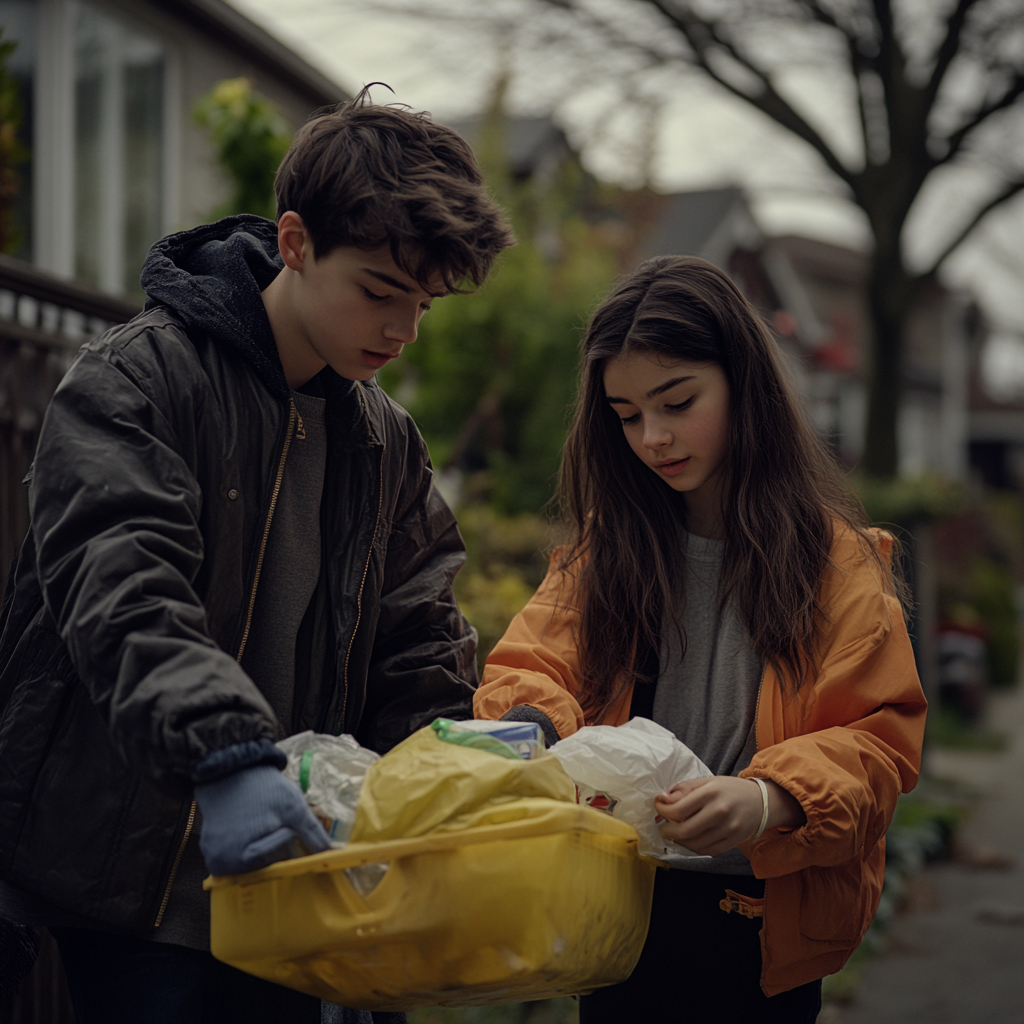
<box><xmin>52</xmin><ymin>927</ymin><xmax>323</xmax><ymax>1024</ymax></box>
<box><xmin>579</xmin><ymin>870</ymin><xmax>822</xmax><ymax>1024</ymax></box>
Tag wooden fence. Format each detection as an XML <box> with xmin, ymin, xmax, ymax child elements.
<box><xmin>0</xmin><ymin>254</ymin><xmax>140</xmax><ymax>582</ymax></box>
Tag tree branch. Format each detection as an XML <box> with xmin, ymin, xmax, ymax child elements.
<box><xmin>937</xmin><ymin>72</ymin><xmax>1024</xmax><ymax>167</ymax></box>
<box><xmin>792</xmin><ymin>0</ymin><xmax>877</xmax><ymax>165</ymax></box>
<box><xmin>924</xmin><ymin>0</ymin><xmax>983</xmax><ymax>113</ymax></box>
<box><xmin>642</xmin><ymin>0</ymin><xmax>856</xmax><ymax>187</ymax></box>
<box><xmin>867</xmin><ymin>0</ymin><xmax>909</xmax><ymax>139</ymax></box>
<box><xmin>923</xmin><ymin>177</ymin><xmax>1024</xmax><ymax>276</ymax></box>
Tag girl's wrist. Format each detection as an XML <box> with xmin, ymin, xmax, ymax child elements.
<box><xmin>758</xmin><ymin>778</ymin><xmax>807</xmax><ymax>832</ymax></box>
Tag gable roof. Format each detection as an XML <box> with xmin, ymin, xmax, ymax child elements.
<box><xmin>154</xmin><ymin>0</ymin><xmax>348</xmax><ymax>107</ymax></box>
<box><xmin>640</xmin><ymin>188</ymin><xmax>749</xmax><ymax>260</ymax></box>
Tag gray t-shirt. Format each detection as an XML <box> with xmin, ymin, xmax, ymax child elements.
<box><xmin>654</xmin><ymin>530</ymin><xmax>761</xmax><ymax>875</ymax></box>
<box><xmin>153</xmin><ymin>390</ymin><xmax>328</xmax><ymax>950</ymax></box>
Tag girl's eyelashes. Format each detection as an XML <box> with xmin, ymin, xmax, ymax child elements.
<box><xmin>667</xmin><ymin>397</ymin><xmax>695</xmax><ymax>412</ymax></box>
<box><xmin>618</xmin><ymin>396</ymin><xmax>694</xmax><ymax>425</ymax></box>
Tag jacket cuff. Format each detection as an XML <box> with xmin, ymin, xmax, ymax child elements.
<box><xmin>500</xmin><ymin>705</ymin><xmax>560</xmax><ymax>748</ymax></box>
<box><xmin>193</xmin><ymin>739</ymin><xmax>286</xmax><ymax>784</ymax></box>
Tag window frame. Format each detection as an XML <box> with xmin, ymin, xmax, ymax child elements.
<box><xmin>33</xmin><ymin>0</ymin><xmax>177</xmax><ymax>294</ymax></box>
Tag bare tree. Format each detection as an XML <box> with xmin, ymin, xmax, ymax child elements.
<box><xmin>551</xmin><ymin>0</ymin><xmax>1024</xmax><ymax>479</ymax></box>
<box><xmin>356</xmin><ymin>0</ymin><xmax>1024</xmax><ymax>478</ymax></box>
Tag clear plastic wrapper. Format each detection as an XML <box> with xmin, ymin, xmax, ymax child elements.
<box><xmin>277</xmin><ymin>731</ymin><xmax>380</xmax><ymax>848</ymax></box>
<box><xmin>431</xmin><ymin>718</ymin><xmax>545</xmax><ymax>760</ymax></box>
<box><xmin>550</xmin><ymin>717</ymin><xmax>713</xmax><ymax>861</ymax></box>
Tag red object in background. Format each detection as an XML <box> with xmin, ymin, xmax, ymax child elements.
<box><xmin>812</xmin><ymin>308</ymin><xmax>858</xmax><ymax>372</ymax></box>
<box><xmin>772</xmin><ymin>309</ymin><xmax>797</xmax><ymax>337</ymax></box>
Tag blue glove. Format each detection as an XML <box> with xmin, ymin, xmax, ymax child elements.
<box><xmin>195</xmin><ymin>764</ymin><xmax>331</xmax><ymax>876</ymax></box>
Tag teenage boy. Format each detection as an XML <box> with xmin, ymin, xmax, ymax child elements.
<box><xmin>0</xmin><ymin>91</ymin><xmax>514</xmax><ymax>1023</ymax></box>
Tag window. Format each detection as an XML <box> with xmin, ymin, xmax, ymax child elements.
<box><xmin>22</xmin><ymin>0</ymin><xmax>170</xmax><ymax>296</ymax></box>
<box><xmin>73</xmin><ymin>2</ymin><xmax>163</xmax><ymax>295</ymax></box>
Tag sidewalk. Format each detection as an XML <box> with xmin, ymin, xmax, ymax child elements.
<box><xmin>824</xmin><ymin>685</ymin><xmax>1024</xmax><ymax>1024</ymax></box>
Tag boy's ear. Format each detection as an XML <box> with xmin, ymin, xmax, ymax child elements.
<box><xmin>277</xmin><ymin>211</ymin><xmax>310</xmax><ymax>273</ymax></box>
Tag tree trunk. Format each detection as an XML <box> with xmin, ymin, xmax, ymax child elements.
<box><xmin>861</xmin><ymin>239</ymin><xmax>913</xmax><ymax>479</ymax></box>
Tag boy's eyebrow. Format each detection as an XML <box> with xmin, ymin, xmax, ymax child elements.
<box><xmin>605</xmin><ymin>375</ymin><xmax>696</xmax><ymax>404</ymax></box>
<box><xmin>363</xmin><ymin>268</ymin><xmax>446</xmax><ymax>299</ymax></box>
<box><xmin>363</xmin><ymin>269</ymin><xmax>413</xmax><ymax>293</ymax></box>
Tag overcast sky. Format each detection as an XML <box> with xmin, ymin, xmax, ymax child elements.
<box><xmin>231</xmin><ymin>0</ymin><xmax>1024</xmax><ymax>392</ymax></box>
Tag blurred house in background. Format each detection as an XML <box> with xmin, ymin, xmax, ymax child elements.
<box><xmin>449</xmin><ymin>113</ymin><xmax>994</xmax><ymax>487</ymax></box>
<box><xmin>3</xmin><ymin>0</ymin><xmax>345</xmax><ymax>296</ymax></box>
<box><xmin>967</xmin><ymin>338</ymin><xmax>1024</xmax><ymax>493</ymax></box>
<box><xmin>451</xmin><ymin>114</ymin><xmax>579</xmax><ymax>191</ymax></box>
<box><xmin>633</xmin><ymin>186</ymin><xmax>978</xmax><ymax>487</ymax></box>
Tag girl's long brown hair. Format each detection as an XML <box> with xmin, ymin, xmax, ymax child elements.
<box><xmin>559</xmin><ymin>255</ymin><xmax>894</xmax><ymax>723</ymax></box>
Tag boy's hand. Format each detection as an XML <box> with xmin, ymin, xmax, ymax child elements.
<box><xmin>654</xmin><ymin>776</ymin><xmax>806</xmax><ymax>857</ymax></box>
<box><xmin>195</xmin><ymin>765</ymin><xmax>331</xmax><ymax>876</ymax></box>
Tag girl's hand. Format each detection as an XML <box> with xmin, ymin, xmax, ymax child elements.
<box><xmin>654</xmin><ymin>777</ymin><xmax>806</xmax><ymax>857</ymax></box>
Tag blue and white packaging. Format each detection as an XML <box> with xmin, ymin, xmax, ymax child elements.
<box><xmin>447</xmin><ymin>719</ymin><xmax>545</xmax><ymax>759</ymax></box>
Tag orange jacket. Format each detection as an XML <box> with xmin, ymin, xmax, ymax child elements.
<box><xmin>475</xmin><ymin>526</ymin><xmax>927</xmax><ymax>996</ymax></box>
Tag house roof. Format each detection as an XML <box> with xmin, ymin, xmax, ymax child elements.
<box><xmin>155</xmin><ymin>0</ymin><xmax>348</xmax><ymax>107</ymax></box>
<box><xmin>448</xmin><ymin>115</ymin><xmax>572</xmax><ymax>178</ymax></box>
<box><xmin>639</xmin><ymin>188</ymin><xmax>747</xmax><ymax>260</ymax></box>
<box><xmin>768</xmin><ymin>235</ymin><xmax>866</xmax><ymax>285</ymax></box>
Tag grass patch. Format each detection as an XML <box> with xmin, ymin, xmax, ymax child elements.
<box><xmin>821</xmin><ymin>944</ymin><xmax>871</xmax><ymax>1005</ymax></box>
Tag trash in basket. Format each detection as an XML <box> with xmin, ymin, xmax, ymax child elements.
<box><xmin>207</xmin><ymin>724</ymin><xmax>656</xmax><ymax>1010</ymax></box>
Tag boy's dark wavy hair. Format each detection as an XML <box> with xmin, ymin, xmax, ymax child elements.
<box><xmin>275</xmin><ymin>85</ymin><xmax>515</xmax><ymax>292</ymax></box>
<box><xmin>558</xmin><ymin>255</ymin><xmax>902</xmax><ymax>723</ymax></box>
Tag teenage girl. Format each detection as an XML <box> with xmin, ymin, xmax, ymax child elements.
<box><xmin>475</xmin><ymin>256</ymin><xmax>927</xmax><ymax>1023</ymax></box>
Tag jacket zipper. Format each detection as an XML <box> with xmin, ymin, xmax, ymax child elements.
<box><xmin>237</xmin><ymin>399</ymin><xmax>300</xmax><ymax>662</ymax></box>
<box><xmin>154</xmin><ymin>399</ymin><xmax>299</xmax><ymax>927</ymax></box>
<box><xmin>153</xmin><ymin>800</ymin><xmax>196</xmax><ymax>927</ymax></box>
<box><xmin>339</xmin><ymin>444</ymin><xmax>385</xmax><ymax>731</ymax></box>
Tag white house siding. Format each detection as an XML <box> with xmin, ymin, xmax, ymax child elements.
<box><xmin>19</xmin><ymin>0</ymin><xmax>345</xmax><ymax>297</ymax></box>
<box><xmin>98</xmin><ymin>0</ymin><xmax>336</xmax><ymax>236</ymax></box>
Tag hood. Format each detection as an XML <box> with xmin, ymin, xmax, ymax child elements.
<box><xmin>140</xmin><ymin>215</ymin><xmax>289</xmax><ymax>399</ymax></box>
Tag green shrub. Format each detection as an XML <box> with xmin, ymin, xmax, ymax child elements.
<box><xmin>454</xmin><ymin>506</ymin><xmax>562</xmax><ymax>670</ymax></box>
<box><xmin>0</xmin><ymin>28</ymin><xmax>28</xmax><ymax>254</ymax></box>
<box><xmin>194</xmin><ymin>77</ymin><xmax>292</xmax><ymax>220</ymax></box>
<box><xmin>381</xmin><ymin>219</ymin><xmax>613</xmax><ymax>515</ymax></box>
<box><xmin>853</xmin><ymin>473</ymin><xmax>967</xmax><ymax>529</ymax></box>
<box><xmin>970</xmin><ymin>557</ymin><xmax>1019</xmax><ymax>687</ymax></box>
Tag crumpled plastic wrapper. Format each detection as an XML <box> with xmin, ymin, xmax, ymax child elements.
<box><xmin>277</xmin><ymin>731</ymin><xmax>380</xmax><ymax>848</ymax></box>
<box><xmin>550</xmin><ymin>717</ymin><xmax>713</xmax><ymax>861</ymax></box>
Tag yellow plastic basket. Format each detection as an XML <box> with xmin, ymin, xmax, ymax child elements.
<box><xmin>207</xmin><ymin>802</ymin><xmax>656</xmax><ymax>1010</ymax></box>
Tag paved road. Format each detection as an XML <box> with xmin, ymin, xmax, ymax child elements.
<box><xmin>824</xmin><ymin>686</ymin><xmax>1024</xmax><ymax>1024</ymax></box>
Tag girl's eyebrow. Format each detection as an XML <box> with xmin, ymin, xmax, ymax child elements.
<box><xmin>606</xmin><ymin>375</ymin><xmax>697</xmax><ymax>404</ymax></box>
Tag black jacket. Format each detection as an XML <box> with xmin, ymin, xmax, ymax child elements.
<box><xmin>0</xmin><ymin>216</ymin><xmax>477</xmax><ymax>931</ymax></box>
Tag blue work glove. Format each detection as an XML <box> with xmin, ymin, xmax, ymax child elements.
<box><xmin>195</xmin><ymin>764</ymin><xmax>331</xmax><ymax>876</ymax></box>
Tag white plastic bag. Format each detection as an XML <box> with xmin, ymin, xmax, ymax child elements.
<box><xmin>277</xmin><ymin>731</ymin><xmax>380</xmax><ymax>848</ymax></box>
<box><xmin>550</xmin><ymin>717</ymin><xmax>713</xmax><ymax>861</ymax></box>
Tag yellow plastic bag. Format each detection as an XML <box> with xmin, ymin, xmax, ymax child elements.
<box><xmin>208</xmin><ymin>726</ymin><xmax>657</xmax><ymax>1010</ymax></box>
